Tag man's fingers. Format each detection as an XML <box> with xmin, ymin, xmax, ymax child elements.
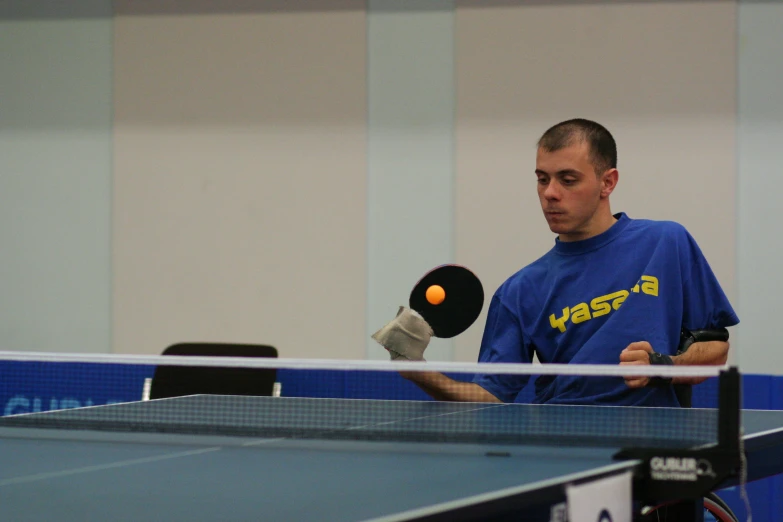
<box><xmin>624</xmin><ymin>341</ymin><xmax>653</xmax><ymax>353</ymax></box>
<box><xmin>621</xmin><ymin>358</ymin><xmax>650</xmax><ymax>388</ymax></box>
<box><xmin>619</xmin><ymin>341</ymin><xmax>664</xmax><ymax>388</ymax></box>
<box><xmin>619</xmin><ymin>350</ymin><xmax>649</xmax><ymax>363</ymax></box>
<box><xmin>620</xmin><ymin>341</ymin><xmax>654</xmax><ymax>364</ymax></box>
<box><xmin>624</xmin><ymin>376</ymin><xmax>650</xmax><ymax>388</ymax></box>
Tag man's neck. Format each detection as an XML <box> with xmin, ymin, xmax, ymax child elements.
<box><xmin>590</xmin><ymin>210</ymin><xmax>618</xmax><ymax>238</ymax></box>
<box><xmin>559</xmin><ymin>210</ymin><xmax>618</xmax><ymax>243</ymax></box>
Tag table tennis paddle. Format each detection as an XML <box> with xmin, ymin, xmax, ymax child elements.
<box><xmin>408</xmin><ymin>264</ymin><xmax>484</xmax><ymax>338</ymax></box>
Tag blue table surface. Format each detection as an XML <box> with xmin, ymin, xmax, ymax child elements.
<box><xmin>1</xmin><ymin>397</ymin><xmax>782</xmax><ymax>522</ymax></box>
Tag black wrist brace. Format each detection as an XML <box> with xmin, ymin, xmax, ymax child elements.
<box><xmin>648</xmin><ymin>351</ymin><xmax>674</xmax><ymax>386</ymax></box>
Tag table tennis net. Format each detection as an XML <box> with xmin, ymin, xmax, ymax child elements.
<box><xmin>0</xmin><ymin>352</ymin><xmax>725</xmax><ymax>450</ymax></box>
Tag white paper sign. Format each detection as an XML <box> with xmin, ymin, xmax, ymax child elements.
<box><xmin>565</xmin><ymin>471</ymin><xmax>632</xmax><ymax>522</ymax></box>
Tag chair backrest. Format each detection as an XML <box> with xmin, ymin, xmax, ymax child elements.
<box><xmin>674</xmin><ymin>383</ymin><xmax>692</xmax><ymax>408</ymax></box>
<box><xmin>148</xmin><ymin>342</ymin><xmax>278</xmax><ymax>400</ymax></box>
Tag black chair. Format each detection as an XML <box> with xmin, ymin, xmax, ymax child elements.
<box><xmin>148</xmin><ymin>342</ymin><xmax>279</xmax><ymax>400</ymax></box>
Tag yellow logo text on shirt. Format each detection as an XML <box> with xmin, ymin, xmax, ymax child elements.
<box><xmin>549</xmin><ymin>276</ymin><xmax>659</xmax><ymax>333</ymax></box>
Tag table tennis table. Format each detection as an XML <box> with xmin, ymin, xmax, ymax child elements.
<box><xmin>1</xmin><ymin>392</ymin><xmax>783</xmax><ymax>522</ymax></box>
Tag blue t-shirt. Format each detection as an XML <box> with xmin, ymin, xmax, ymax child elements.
<box><xmin>473</xmin><ymin>213</ymin><xmax>739</xmax><ymax>407</ymax></box>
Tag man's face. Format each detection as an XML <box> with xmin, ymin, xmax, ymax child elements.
<box><xmin>535</xmin><ymin>141</ymin><xmax>608</xmax><ymax>242</ymax></box>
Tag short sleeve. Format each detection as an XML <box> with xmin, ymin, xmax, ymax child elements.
<box><xmin>680</xmin><ymin>230</ymin><xmax>740</xmax><ymax>330</ymax></box>
<box><xmin>472</xmin><ymin>294</ymin><xmax>534</xmax><ymax>402</ymax></box>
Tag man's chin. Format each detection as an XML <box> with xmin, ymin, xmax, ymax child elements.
<box><xmin>548</xmin><ymin>223</ymin><xmax>581</xmax><ymax>241</ymax></box>
<box><xmin>546</xmin><ymin>221</ymin><xmax>570</xmax><ymax>235</ymax></box>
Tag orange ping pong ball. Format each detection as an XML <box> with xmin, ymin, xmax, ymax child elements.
<box><xmin>425</xmin><ymin>284</ymin><xmax>446</xmax><ymax>305</ymax></box>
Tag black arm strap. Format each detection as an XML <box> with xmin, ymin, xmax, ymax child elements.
<box><xmin>678</xmin><ymin>327</ymin><xmax>729</xmax><ymax>354</ymax></box>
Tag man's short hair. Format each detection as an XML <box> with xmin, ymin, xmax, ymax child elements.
<box><xmin>537</xmin><ymin>119</ymin><xmax>617</xmax><ymax>175</ymax></box>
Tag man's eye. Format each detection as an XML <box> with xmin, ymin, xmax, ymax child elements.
<box><xmin>562</xmin><ymin>179</ymin><xmax>576</xmax><ymax>185</ymax></box>
<box><xmin>537</xmin><ymin>178</ymin><xmax>548</xmax><ymax>184</ymax></box>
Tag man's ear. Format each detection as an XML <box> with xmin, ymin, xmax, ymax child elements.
<box><xmin>601</xmin><ymin>168</ymin><xmax>619</xmax><ymax>198</ymax></box>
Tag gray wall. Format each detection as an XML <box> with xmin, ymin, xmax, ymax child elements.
<box><xmin>111</xmin><ymin>0</ymin><xmax>368</xmax><ymax>358</ymax></box>
<box><xmin>737</xmin><ymin>0</ymin><xmax>783</xmax><ymax>374</ymax></box>
<box><xmin>0</xmin><ymin>1</ymin><xmax>112</xmax><ymax>353</ymax></box>
<box><xmin>367</xmin><ymin>0</ymin><xmax>455</xmax><ymax>361</ymax></box>
<box><xmin>0</xmin><ymin>1</ymin><xmax>780</xmax><ymax>374</ymax></box>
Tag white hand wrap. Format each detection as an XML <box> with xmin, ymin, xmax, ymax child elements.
<box><xmin>371</xmin><ymin>306</ymin><xmax>433</xmax><ymax>361</ymax></box>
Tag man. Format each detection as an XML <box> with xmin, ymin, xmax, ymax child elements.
<box><xmin>373</xmin><ymin>119</ymin><xmax>738</xmax><ymax>407</ymax></box>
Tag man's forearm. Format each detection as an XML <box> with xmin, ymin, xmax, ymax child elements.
<box><xmin>400</xmin><ymin>371</ymin><xmax>502</xmax><ymax>403</ymax></box>
<box><xmin>671</xmin><ymin>341</ymin><xmax>730</xmax><ymax>385</ymax></box>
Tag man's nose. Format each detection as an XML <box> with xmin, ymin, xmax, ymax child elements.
<box><xmin>543</xmin><ymin>181</ymin><xmax>561</xmax><ymax>200</ymax></box>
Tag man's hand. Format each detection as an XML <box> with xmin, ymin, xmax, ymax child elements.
<box><xmin>619</xmin><ymin>341</ymin><xmax>654</xmax><ymax>388</ymax></box>
<box><xmin>371</xmin><ymin>306</ymin><xmax>433</xmax><ymax>361</ymax></box>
